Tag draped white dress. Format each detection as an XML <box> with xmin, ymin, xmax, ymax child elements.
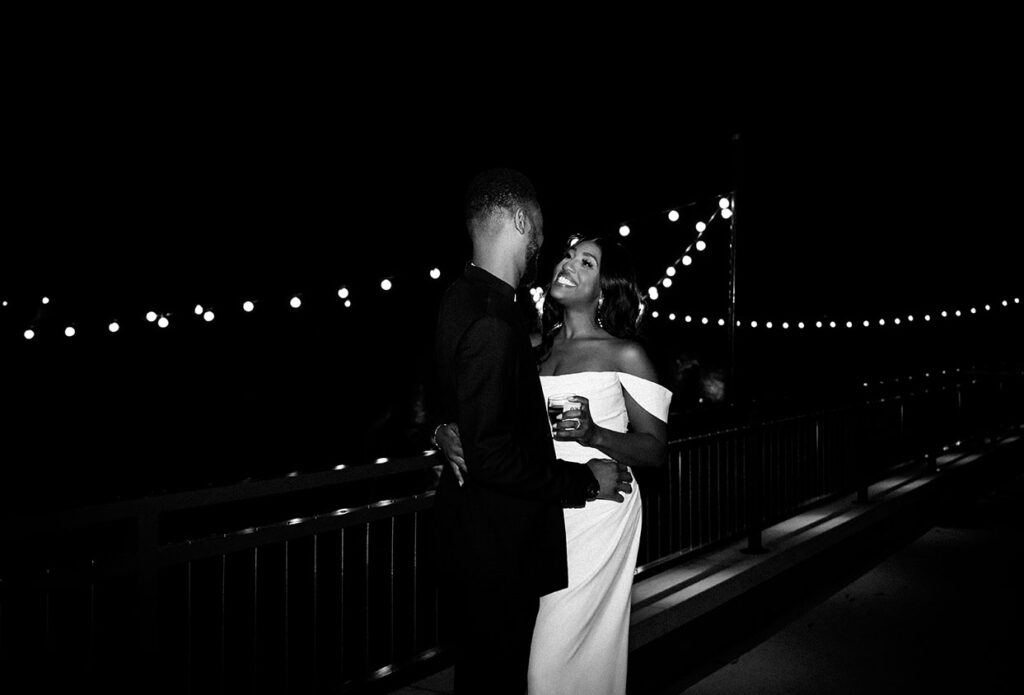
<box><xmin>529</xmin><ymin>371</ymin><xmax>672</xmax><ymax>695</ymax></box>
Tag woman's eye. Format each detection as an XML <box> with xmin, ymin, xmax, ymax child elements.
<box><xmin>583</xmin><ymin>260</ymin><xmax>593</xmax><ymax>268</ymax></box>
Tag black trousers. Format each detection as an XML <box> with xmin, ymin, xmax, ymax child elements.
<box><xmin>441</xmin><ymin>576</ymin><xmax>541</xmax><ymax>695</ymax></box>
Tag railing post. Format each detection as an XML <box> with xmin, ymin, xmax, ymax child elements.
<box><xmin>137</xmin><ymin>505</ymin><xmax>160</xmax><ymax>679</ymax></box>
<box><xmin>742</xmin><ymin>411</ymin><xmax>768</xmax><ymax>554</ymax></box>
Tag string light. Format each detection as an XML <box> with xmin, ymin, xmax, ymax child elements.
<box><xmin>668</xmin><ymin>210</ymin><xmax>680</xmax><ymax>222</ymax></box>
<box><xmin>941</xmin><ymin>311</ymin><xmax>948</xmax><ymax>318</ymax></box>
<box><xmin>381</xmin><ymin>279</ymin><xmax>393</xmax><ymax>291</ymax></box>
<box><xmin>42</xmin><ymin>297</ymin><xmax>50</xmax><ymax>305</ymax></box>
<box><xmin>798</xmin><ymin>322</ymin><xmax>805</xmax><ymax>329</ymax></box>
<box><xmin>702</xmin><ymin>317</ymin><xmax>710</xmax><ymax>325</ymax></box>
<box><xmin>648</xmin><ymin>287</ymin><xmax>659</xmax><ymax>300</ymax></box>
<box><xmin>290</xmin><ymin>296</ymin><xmax>302</xmax><ymax>309</ymax></box>
<box><xmin>652</xmin><ymin>310</ymin><xmax>659</xmax><ymax>318</ymax></box>
<box><xmin>157</xmin><ymin>316</ymin><xmax>170</xmax><ymax>329</ymax></box>
<box><xmin>719</xmin><ymin>197</ymin><xmax>731</xmax><ymax>209</ymax></box>
<box><xmin>830</xmin><ymin>321</ymin><xmax>837</xmax><ymax>328</ymax></box>
<box><xmin>718</xmin><ymin>318</ymin><xmax>726</xmax><ymax>326</ymax></box>
<box><xmin>721</xmin><ymin>208</ymin><xmax>733</xmax><ymax>219</ymax></box>
<box><xmin>750</xmin><ymin>320</ymin><xmax>758</xmax><ymax>328</ymax></box>
<box><xmin>681</xmin><ymin>255</ymin><xmax>692</xmax><ymax>266</ymax></box>
<box><xmin>765</xmin><ymin>321</ymin><xmax>773</xmax><ymax>329</ymax></box>
<box><xmin>619</xmin><ymin>225</ymin><xmax>630</xmax><ymax>237</ymax></box>
<box><xmin>684</xmin><ymin>315</ymin><xmax>692</xmax><ymax>323</ymax></box>
<box><xmin>203</xmin><ymin>311</ymin><xmax>215</xmax><ymax>322</ymax></box>
<box><xmin>695</xmin><ymin>240</ymin><xmax>707</xmax><ymax>251</ymax></box>
<box><xmin>194</xmin><ymin>304</ymin><xmax>204</xmax><ymax>316</ymax></box>
<box><xmin>109</xmin><ymin>322</ymin><xmax>120</xmax><ymax>333</ymax></box>
<box><xmin>666</xmin><ymin>266</ymin><xmax>676</xmax><ymax>277</ymax></box>
<box><xmin>782</xmin><ymin>322</ymin><xmax>789</xmax><ymax>329</ymax></box>
<box><xmin>695</xmin><ymin>221</ymin><xmax>707</xmax><ymax>233</ymax></box>
<box><xmin>65</xmin><ymin>326</ymin><xmax>76</xmax><ymax>338</ymax></box>
<box><xmin>243</xmin><ymin>301</ymin><xmax>255</xmax><ymax>313</ymax></box>
<box><xmin>24</xmin><ymin>329</ymin><xmax>34</xmax><ymax>340</ymax></box>
<box><xmin>146</xmin><ymin>311</ymin><xmax>157</xmax><ymax>323</ymax></box>
<box><xmin>662</xmin><ymin>278</ymin><xmax>673</xmax><ymax>288</ymax></box>
<box><xmin>338</xmin><ymin>287</ymin><xmax>350</xmax><ymax>299</ymax></box>
<box><xmin>344</xmin><ymin>300</ymin><xmax>352</xmax><ymax>308</ymax></box>
<box><xmin>430</xmin><ymin>268</ymin><xmax>441</xmax><ymax>280</ymax></box>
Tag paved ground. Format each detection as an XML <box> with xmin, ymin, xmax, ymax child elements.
<box><xmin>665</xmin><ymin>466</ymin><xmax>1024</xmax><ymax>694</ymax></box>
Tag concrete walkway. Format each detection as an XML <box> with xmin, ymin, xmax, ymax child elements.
<box><xmin>395</xmin><ymin>431</ymin><xmax>1023</xmax><ymax>694</ymax></box>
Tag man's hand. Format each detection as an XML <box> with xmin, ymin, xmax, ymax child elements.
<box><xmin>585</xmin><ymin>458</ymin><xmax>633</xmax><ymax>503</ymax></box>
<box><xmin>435</xmin><ymin>423</ymin><xmax>467</xmax><ymax>486</ymax></box>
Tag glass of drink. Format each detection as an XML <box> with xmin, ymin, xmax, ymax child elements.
<box><xmin>547</xmin><ymin>393</ymin><xmax>578</xmax><ymax>434</ymax></box>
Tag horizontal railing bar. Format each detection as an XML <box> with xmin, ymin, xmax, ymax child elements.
<box><xmin>1</xmin><ymin>452</ymin><xmax>441</xmax><ymax>542</ymax></box>
<box><xmin>154</xmin><ymin>493</ymin><xmax>436</xmax><ymax>566</ymax></box>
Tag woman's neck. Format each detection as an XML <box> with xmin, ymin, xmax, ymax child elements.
<box><xmin>559</xmin><ymin>306</ymin><xmax>602</xmax><ymax>340</ymax></box>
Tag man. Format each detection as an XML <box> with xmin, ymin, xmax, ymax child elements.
<box><xmin>433</xmin><ymin>168</ymin><xmax>632</xmax><ymax>693</ymax></box>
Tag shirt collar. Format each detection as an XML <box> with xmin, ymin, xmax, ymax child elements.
<box><xmin>465</xmin><ymin>262</ymin><xmax>517</xmax><ymax>302</ymax></box>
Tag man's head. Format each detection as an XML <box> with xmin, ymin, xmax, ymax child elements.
<box><xmin>465</xmin><ymin>168</ymin><xmax>544</xmax><ymax>286</ymax></box>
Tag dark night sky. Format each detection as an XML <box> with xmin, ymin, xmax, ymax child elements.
<box><xmin>4</xmin><ymin>80</ymin><xmax>1019</xmax><ymax>323</ymax></box>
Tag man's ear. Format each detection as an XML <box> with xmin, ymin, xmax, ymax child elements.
<box><xmin>513</xmin><ymin>207</ymin><xmax>528</xmax><ymax>235</ymax></box>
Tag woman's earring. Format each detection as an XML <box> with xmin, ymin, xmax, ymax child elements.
<box><xmin>596</xmin><ymin>296</ymin><xmax>605</xmax><ymax>327</ymax></box>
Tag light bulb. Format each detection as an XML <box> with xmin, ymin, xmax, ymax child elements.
<box><xmin>668</xmin><ymin>313</ymin><xmax>676</xmax><ymax>321</ymax></box>
<box><xmin>668</xmin><ymin>210</ymin><xmax>680</xmax><ymax>222</ymax></box>
<box><xmin>381</xmin><ymin>279</ymin><xmax>393</xmax><ymax>291</ymax></box>
<box><xmin>158</xmin><ymin>317</ymin><xmax>170</xmax><ymax>329</ymax></box>
<box><xmin>203</xmin><ymin>311</ymin><xmax>214</xmax><ymax>322</ymax></box>
<box><xmin>618</xmin><ymin>225</ymin><xmax>630</xmax><ymax>237</ymax></box>
<box><xmin>666</xmin><ymin>266</ymin><xmax>676</xmax><ymax>277</ymax></box>
<box><xmin>243</xmin><ymin>301</ymin><xmax>255</xmax><ymax>312</ymax></box>
<box><xmin>430</xmin><ymin>268</ymin><xmax>441</xmax><ymax>280</ymax></box>
<box><xmin>194</xmin><ymin>304</ymin><xmax>203</xmax><ymax>316</ymax></box>
<box><xmin>662</xmin><ymin>278</ymin><xmax>673</xmax><ymax>288</ymax></box>
<box><xmin>721</xmin><ymin>208</ymin><xmax>733</xmax><ymax>219</ymax></box>
<box><xmin>24</xmin><ymin>329</ymin><xmax>34</xmax><ymax>340</ymax></box>
<box><xmin>695</xmin><ymin>240</ymin><xmax>707</xmax><ymax>252</ymax></box>
<box><xmin>695</xmin><ymin>221</ymin><xmax>707</xmax><ymax>233</ymax></box>
<box><xmin>290</xmin><ymin>296</ymin><xmax>302</xmax><ymax>309</ymax></box>
<box><xmin>338</xmin><ymin>287</ymin><xmax>349</xmax><ymax>299</ymax></box>
<box><xmin>109</xmin><ymin>322</ymin><xmax>120</xmax><ymax>333</ymax></box>
<box><xmin>65</xmin><ymin>326</ymin><xmax>75</xmax><ymax>337</ymax></box>
<box><xmin>682</xmin><ymin>255</ymin><xmax>692</xmax><ymax>266</ymax></box>
<box><xmin>146</xmin><ymin>311</ymin><xmax>157</xmax><ymax>323</ymax></box>
<box><xmin>719</xmin><ymin>197</ymin><xmax>731</xmax><ymax>209</ymax></box>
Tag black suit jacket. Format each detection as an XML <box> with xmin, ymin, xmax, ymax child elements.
<box><xmin>433</xmin><ymin>264</ymin><xmax>598</xmax><ymax>596</ymax></box>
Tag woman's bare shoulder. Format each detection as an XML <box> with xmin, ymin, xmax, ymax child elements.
<box><xmin>608</xmin><ymin>338</ymin><xmax>658</xmax><ymax>381</ymax></box>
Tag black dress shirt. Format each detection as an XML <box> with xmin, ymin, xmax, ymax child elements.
<box><xmin>433</xmin><ymin>263</ymin><xmax>598</xmax><ymax>595</ymax></box>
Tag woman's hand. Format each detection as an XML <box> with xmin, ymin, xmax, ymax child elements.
<box><xmin>435</xmin><ymin>423</ymin><xmax>467</xmax><ymax>486</ymax></box>
<box><xmin>553</xmin><ymin>396</ymin><xmax>600</xmax><ymax>447</ymax></box>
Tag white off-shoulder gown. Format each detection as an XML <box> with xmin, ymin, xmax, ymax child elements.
<box><xmin>529</xmin><ymin>371</ymin><xmax>672</xmax><ymax>695</ymax></box>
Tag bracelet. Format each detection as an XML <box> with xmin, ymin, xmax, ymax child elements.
<box><xmin>431</xmin><ymin>423</ymin><xmax>447</xmax><ymax>448</ymax></box>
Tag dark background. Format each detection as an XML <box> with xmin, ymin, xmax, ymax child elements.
<box><xmin>2</xmin><ymin>59</ymin><xmax>1021</xmax><ymax>512</ymax></box>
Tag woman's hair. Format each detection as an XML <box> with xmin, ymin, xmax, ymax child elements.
<box><xmin>535</xmin><ymin>235</ymin><xmax>646</xmax><ymax>364</ymax></box>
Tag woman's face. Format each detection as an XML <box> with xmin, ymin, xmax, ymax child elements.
<box><xmin>548</xmin><ymin>239</ymin><xmax>603</xmax><ymax>307</ymax></box>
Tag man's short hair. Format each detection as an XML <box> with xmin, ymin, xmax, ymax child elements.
<box><xmin>464</xmin><ymin>168</ymin><xmax>539</xmax><ymax>233</ymax></box>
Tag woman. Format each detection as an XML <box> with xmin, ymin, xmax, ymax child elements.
<box><xmin>436</xmin><ymin>234</ymin><xmax>671</xmax><ymax>695</ymax></box>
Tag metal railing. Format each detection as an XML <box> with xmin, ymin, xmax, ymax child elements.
<box><xmin>2</xmin><ymin>370</ymin><xmax>1020</xmax><ymax>693</ymax></box>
